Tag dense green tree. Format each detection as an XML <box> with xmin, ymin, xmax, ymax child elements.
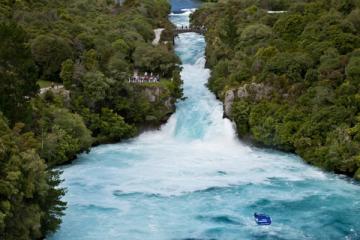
<box><xmin>0</xmin><ymin>116</ymin><xmax>65</xmax><ymax>239</ymax></box>
<box><xmin>240</xmin><ymin>24</ymin><xmax>273</xmax><ymax>44</ymax></box>
<box><xmin>31</xmin><ymin>97</ymin><xmax>93</xmax><ymax>166</ymax></box>
<box><xmin>231</xmin><ymin>101</ymin><xmax>250</xmax><ymax>136</ymax></box>
<box><xmin>31</xmin><ymin>34</ymin><xmax>73</xmax><ymax>81</ymax></box>
<box><xmin>60</xmin><ymin>59</ymin><xmax>75</xmax><ymax>89</ymax></box>
<box><xmin>133</xmin><ymin>44</ymin><xmax>179</xmax><ymax>77</ymax></box>
<box><xmin>219</xmin><ymin>14</ymin><xmax>239</xmax><ymax>48</ymax></box>
<box><xmin>111</xmin><ymin>38</ymin><xmax>130</xmax><ymax>56</ymax></box>
<box><xmin>333</xmin><ymin>0</ymin><xmax>357</xmax><ymax>14</ymax></box>
<box><xmin>274</xmin><ymin>14</ymin><xmax>305</xmax><ymax>41</ymax></box>
<box><xmin>346</xmin><ymin>55</ymin><xmax>360</xmax><ymax>83</ymax></box>
<box><xmin>97</xmin><ymin>108</ymin><xmax>136</xmax><ymax>143</ymax></box>
<box><xmin>0</xmin><ymin>22</ymin><xmax>38</xmax><ymax>124</ymax></box>
<box><xmin>347</xmin><ymin>9</ymin><xmax>360</xmax><ymax>31</ymax></box>
<box><xmin>107</xmin><ymin>54</ymin><xmax>130</xmax><ymax>75</ymax></box>
<box><xmin>266</xmin><ymin>52</ymin><xmax>313</xmax><ymax>82</ymax></box>
<box><xmin>80</xmin><ymin>71</ymin><xmax>113</xmax><ymax>108</ymax></box>
<box><xmin>318</xmin><ymin>48</ymin><xmax>344</xmax><ymax>83</ymax></box>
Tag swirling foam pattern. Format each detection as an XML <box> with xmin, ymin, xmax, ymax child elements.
<box><xmin>50</xmin><ymin>8</ymin><xmax>360</xmax><ymax>240</ymax></box>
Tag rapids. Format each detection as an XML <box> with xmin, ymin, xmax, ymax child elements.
<box><xmin>50</xmin><ymin>9</ymin><xmax>360</xmax><ymax>240</ymax></box>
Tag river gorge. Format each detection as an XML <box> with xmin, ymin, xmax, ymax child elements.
<box><xmin>50</xmin><ymin>3</ymin><xmax>360</xmax><ymax>240</ymax></box>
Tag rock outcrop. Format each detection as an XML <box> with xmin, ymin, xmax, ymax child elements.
<box><xmin>224</xmin><ymin>89</ymin><xmax>235</xmax><ymax>117</ymax></box>
<box><xmin>144</xmin><ymin>87</ymin><xmax>161</xmax><ymax>103</ymax></box>
<box><xmin>139</xmin><ymin>85</ymin><xmax>176</xmax><ymax>124</ymax></box>
<box><xmin>223</xmin><ymin>83</ymin><xmax>273</xmax><ymax>117</ymax></box>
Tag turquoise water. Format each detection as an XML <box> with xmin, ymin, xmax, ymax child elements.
<box><xmin>170</xmin><ymin>0</ymin><xmax>201</xmax><ymax>11</ymax></box>
<box><xmin>50</xmin><ymin>10</ymin><xmax>360</xmax><ymax>240</ymax></box>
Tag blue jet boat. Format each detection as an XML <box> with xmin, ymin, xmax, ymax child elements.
<box><xmin>254</xmin><ymin>213</ymin><xmax>272</xmax><ymax>225</ymax></box>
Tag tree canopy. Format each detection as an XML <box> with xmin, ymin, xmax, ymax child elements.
<box><xmin>192</xmin><ymin>0</ymin><xmax>360</xmax><ymax>179</ymax></box>
<box><xmin>0</xmin><ymin>22</ymin><xmax>38</xmax><ymax>125</ymax></box>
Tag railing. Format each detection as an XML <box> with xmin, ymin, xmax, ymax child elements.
<box><xmin>128</xmin><ymin>76</ymin><xmax>160</xmax><ymax>83</ymax></box>
<box><xmin>174</xmin><ymin>26</ymin><xmax>207</xmax><ymax>35</ymax></box>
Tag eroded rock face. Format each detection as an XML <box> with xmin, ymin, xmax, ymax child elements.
<box><xmin>236</xmin><ymin>83</ymin><xmax>273</xmax><ymax>101</ymax></box>
<box><xmin>164</xmin><ymin>98</ymin><xmax>173</xmax><ymax>110</ymax></box>
<box><xmin>223</xmin><ymin>83</ymin><xmax>273</xmax><ymax>117</ymax></box>
<box><xmin>224</xmin><ymin>90</ymin><xmax>235</xmax><ymax>117</ymax></box>
<box><xmin>142</xmin><ymin>86</ymin><xmax>170</xmax><ymax>105</ymax></box>
<box><xmin>140</xmin><ymin>86</ymin><xmax>176</xmax><ymax>121</ymax></box>
<box><xmin>144</xmin><ymin>88</ymin><xmax>158</xmax><ymax>103</ymax></box>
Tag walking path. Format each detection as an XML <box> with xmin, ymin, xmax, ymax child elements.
<box><xmin>267</xmin><ymin>10</ymin><xmax>287</xmax><ymax>13</ymax></box>
<box><xmin>40</xmin><ymin>85</ymin><xmax>64</xmax><ymax>94</ymax></box>
<box><xmin>152</xmin><ymin>28</ymin><xmax>165</xmax><ymax>45</ymax></box>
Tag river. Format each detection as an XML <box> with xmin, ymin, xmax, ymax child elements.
<box><xmin>50</xmin><ymin>7</ymin><xmax>360</xmax><ymax>240</ymax></box>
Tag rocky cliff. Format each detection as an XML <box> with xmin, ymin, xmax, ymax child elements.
<box><xmin>137</xmin><ymin>85</ymin><xmax>177</xmax><ymax>125</ymax></box>
<box><xmin>223</xmin><ymin>83</ymin><xmax>273</xmax><ymax>117</ymax></box>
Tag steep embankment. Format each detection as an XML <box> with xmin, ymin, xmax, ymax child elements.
<box><xmin>191</xmin><ymin>0</ymin><xmax>360</xmax><ymax>179</ymax></box>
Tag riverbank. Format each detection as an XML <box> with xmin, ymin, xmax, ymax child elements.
<box><xmin>191</xmin><ymin>1</ymin><xmax>360</xmax><ymax>180</ymax></box>
<box><xmin>0</xmin><ymin>0</ymin><xmax>183</xmax><ymax>238</ymax></box>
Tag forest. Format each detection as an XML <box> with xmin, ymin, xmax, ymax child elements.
<box><xmin>0</xmin><ymin>0</ymin><xmax>181</xmax><ymax>239</ymax></box>
<box><xmin>192</xmin><ymin>0</ymin><xmax>360</xmax><ymax>180</ymax></box>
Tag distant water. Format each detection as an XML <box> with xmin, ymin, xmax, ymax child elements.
<box><xmin>170</xmin><ymin>0</ymin><xmax>201</xmax><ymax>12</ymax></box>
<box><xmin>50</xmin><ymin>8</ymin><xmax>360</xmax><ymax>240</ymax></box>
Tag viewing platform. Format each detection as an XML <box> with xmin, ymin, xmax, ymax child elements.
<box><xmin>128</xmin><ymin>72</ymin><xmax>160</xmax><ymax>84</ymax></box>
